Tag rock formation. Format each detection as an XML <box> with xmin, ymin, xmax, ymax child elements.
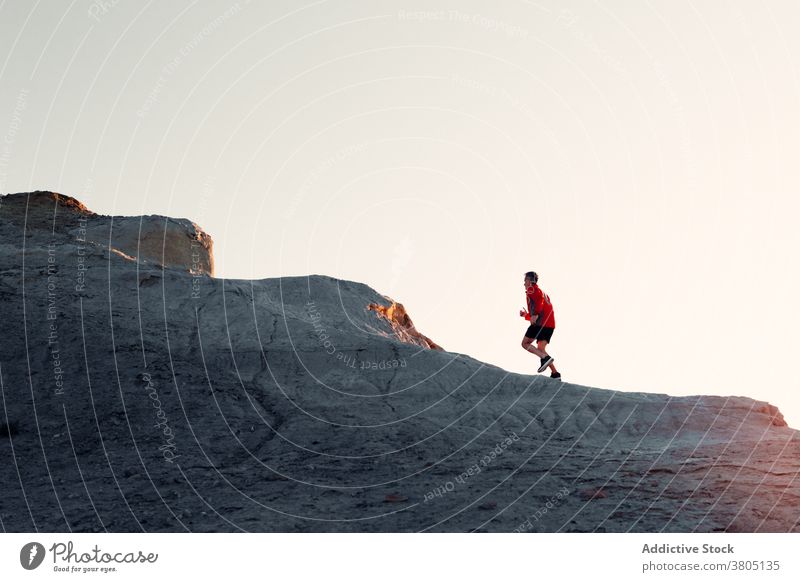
<box><xmin>0</xmin><ymin>191</ymin><xmax>798</xmax><ymax>533</ymax></box>
<box><xmin>367</xmin><ymin>299</ymin><xmax>443</xmax><ymax>351</ymax></box>
<box><xmin>0</xmin><ymin>191</ymin><xmax>213</xmax><ymax>276</ymax></box>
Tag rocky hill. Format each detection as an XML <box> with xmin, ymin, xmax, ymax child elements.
<box><xmin>0</xmin><ymin>191</ymin><xmax>797</xmax><ymax>532</ymax></box>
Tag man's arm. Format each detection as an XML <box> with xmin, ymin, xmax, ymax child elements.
<box><xmin>526</xmin><ymin>287</ymin><xmax>542</xmax><ymax>323</ymax></box>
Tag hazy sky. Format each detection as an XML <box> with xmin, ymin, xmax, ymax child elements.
<box><xmin>1</xmin><ymin>0</ymin><xmax>798</xmax><ymax>427</ymax></box>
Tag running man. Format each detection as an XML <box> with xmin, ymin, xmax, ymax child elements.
<box><xmin>520</xmin><ymin>271</ymin><xmax>561</xmax><ymax>379</ymax></box>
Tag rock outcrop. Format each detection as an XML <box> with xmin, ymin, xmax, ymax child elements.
<box><xmin>0</xmin><ymin>191</ymin><xmax>213</xmax><ymax>275</ymax></box>
<box><xmin>367</xmin><ymin>299</ymin><xmax>443</xmax><ymax>351</ymax></box>
<box><xmin>0</xmin><ymin>191</ymin><xmax>798</xmax><ymax>533</ymax></box>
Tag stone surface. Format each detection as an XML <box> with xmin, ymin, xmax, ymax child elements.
<box><xmin>0</xmin><ymin>191</ymin><xmax>798</xmax><ymax>533</ymax></box>
<box><xmin>0</xmin><ymin>191</ymin><xmax>213</xmax><ymax>275</ymax></box>
<box><xmin>367</xmin><ymin>299</ymin><xmax>443</xmax><ymax>351</ymax></box>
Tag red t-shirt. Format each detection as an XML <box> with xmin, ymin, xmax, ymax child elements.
<box><xmin>525</xmin><ymin>284</ymin><xmax>556</xmax><ymax>328</ymax></box>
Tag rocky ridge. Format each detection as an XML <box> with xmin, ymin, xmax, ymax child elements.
<box><xmin>0</xmin><ymin>191</ymin><xmax>797</xmax><ymax>533</ymax></box>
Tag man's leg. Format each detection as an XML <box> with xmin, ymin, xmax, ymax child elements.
<box><xmin>521</xmin><ymin>337</ymin><xmax>547</xmax><ymax>358</ymax></box>
<box><xmin>537</xmin><ymin>340</ymin><xmax>558</xmax><ymax>373</ymax></box>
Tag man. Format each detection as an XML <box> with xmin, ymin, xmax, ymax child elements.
<box><xmin>520</xmin><ymin>271</ymin><xmax>561</xmax><ymax>379</ymax></box>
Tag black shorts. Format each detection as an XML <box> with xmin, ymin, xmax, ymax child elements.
<box><xmin>525</xmin><ymin>324</ymin><xmax>554</xmax><ymax>343</ymax></box>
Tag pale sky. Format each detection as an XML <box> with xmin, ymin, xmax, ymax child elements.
<box><xmin>1</xmin><ymin>0</ymin><xmax>798</xmax><ymax>427</ymax></box>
